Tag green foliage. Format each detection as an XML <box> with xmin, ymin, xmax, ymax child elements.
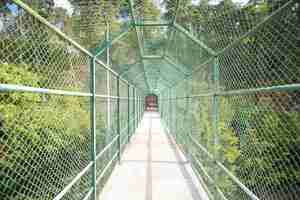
<box><xmin>195</xmin><ymin>97</ymin><xmax>240</xmax><ymax>193</ymax></box>
<box><xmin>0</xmin><ymin>63</ymin><xmax>91</xmax><ymax>198</ymax></box>
<box><xmin>237</xmin><ymin>108</ymin><xmax>300</xmax><ymax>195</ymax></box>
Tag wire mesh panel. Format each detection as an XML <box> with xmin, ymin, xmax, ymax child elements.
<box><xmin>1</xmin><ymin>0</ymin><xmax>299</xmax><ymax>199</ymax></box>
<box><xmin>0</xmin><ymin>94</ymin><xmax>92</xmax><ymax>199</ymax></box>
<box><xmin>0</xmin><ymin>1</ymin><xmax>144</xmax><ymax>200</ymax></box>
<box><xmin>159</xmin><ymin>0</ymin><xmax>300</xmax><ymax>200</ymax></box>
<box><xmin>0</xmin><ymin>2</ymin><xmax>93</xmax><ymax>199</ymax></box>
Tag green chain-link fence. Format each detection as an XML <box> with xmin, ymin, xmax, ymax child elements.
<box><xmin>160</xmin><ymin>0</ymin><xmax>300</xmax><ymax>200</ymax></box>
<box><xmin>1</xmin><ymin>0</ymin><xmax>300</xmax><ymax>200</ymax></box>
<box><xmin>0</xmin><ymin>1</ymin><xmax>145</xmax><ymax>200</ymax></box>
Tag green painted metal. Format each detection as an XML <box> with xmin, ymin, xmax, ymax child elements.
<box><xmin>133</xmin><ymin>88</ymin><xmax>136</xmax><ymax>133</ymax></box>
<box><xmin>142</xmin><ymin>55</ymin><xmax>164</xmax><ymax>59</ymax></box>
<box><xmin>164</xmin><ymin>56</ymin><xmax>190</xmax><ymax>76</ymax></box>
<box><xmin>173</xmin><ymin>23</ymin><xmax>216</xmax><ymax>56</ymax></box>
<box><xmin>90</xmin><ymin>58</ymin><xmax>97</xmax><ymax>200</ymax></box>
<box><xmin>128</xmin><ymin>85</ymin><xmax>131</xmax><ymax>143</ymax></box>
<box><xmin>134</xmin><ymin>22</ymin><xmax>171</xmax><ymax>26</ymax></box>
<box><xmin>163</xmin><ymin>0</ymin><xmax>180</xmax><ymax>57</ymax></box>
<box><xmin>158</xmin><ymin>76</ymin><xmax>174</xmax><ymax>87</ymax></box>
<box><xmin>171</xmin><ymin>83</ymin><xmax>300</xmax><ymax>99</ymax></box>
<box><xmin>117</xmin><ymin>77</ymin><xmax>121</xmax><ymax>163</ymax></box>
<box><xmin>94</xmin><ymin>27</ymin><xmax>132</xmax><ymax>57</ymax></box>
<box><xmin>172</xmin><ymin>0</ymin><xmax>181</xmax><ymax>25</ymax></box>
<box><xmin>11</xmin><ymin>0</ymin><xmax>132</xmax><ymax>86</ymax></box>
<box><xmin>128</xmin><ymin>0</ymin><xmax>151</xmax><ymax>92</ymax></box>
<box><xmin>1</xmin><ymin>0</ymin><xmax>299</xmax><ymax>200</ymax></box>
<box><xmin>212</xmin><ymin>57</ymin><xmax>220</xmax><ymax>198</ymax></box>
<box><xmin>0</xmin><ymin>84</ymin><xmax>92</xmax><ymax>97</ymax></box>
<box><xmin>189</xmin><ymin>134</ymin><xmax>260</xmax><ymax>200</ymax></box>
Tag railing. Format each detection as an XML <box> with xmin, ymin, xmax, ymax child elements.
<box><xmin>1</xmin><ymin>0</ymin><xmax>299</xmax><ymax>200</ymax></box>
<box><xmin>0</xmin><ymin>1</ymin><xmax>145</xmax><ymax>200</ymax></box>
<box><xmin>159</xmin><ymin>0</ymin><xmax>299</xmax><ymax>200</ymax></box>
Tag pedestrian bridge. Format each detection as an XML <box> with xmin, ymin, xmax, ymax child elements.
<box><xmin>0</xmin><ymin>0</ymin><xmax>299</xmax><ymax>200</ymax></box>
<box><xmin>101</xmin><ymin>112</ymin><xmax>208</xmax><ymax>200</ymax></box>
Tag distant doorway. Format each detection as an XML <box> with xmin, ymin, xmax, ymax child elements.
<box><xmin>145</xmin><ymin>94</ymin><xmax>158</xmax><ymax>111</ymax></box>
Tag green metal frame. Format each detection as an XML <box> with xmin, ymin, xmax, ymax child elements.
<box><xmin>128</xmin><ymin>0</ymin><xmax>151</xmax><ymax>92</ymax></box>
<box><xmin>134</xmin><ymin>22</ymin><xmax>171</xmax><ymax>26</ymax></box>
<box><xmin>3</xmin><ymin>1</ymin><xmax>297</xmax><ymax>200</ymax></box>
<box><xmin>94</xmin><ymin>27</ymin><xmax>132</xmax><ymax>58</ymax></box>
<box><xmin>127</xmin><ymin>85</ymin><xmax>131</xmax><ymax>143</ymax></box>
<box><xmin>142</xmin><ymin>55</ymin><xmax>164</xmax><ymax>59</ymax></box>
<box><xmin>6</xmin><ymin>2</ymin><xmax>145</xmax><ymax>200</ymax></box>
<box><xmin>173</xmin><ymin>23</ymin><xmax>216</xmax><ymax>56</ymax></box>
<box><xmin>90</xmin><ymin>58</ymin><xmax>97</xmax><ymax>200</ymax></box>
<box><xmin>164</xmin><ymin>56</ymin><xmax>190</xmax><ymax>76</ymax></box>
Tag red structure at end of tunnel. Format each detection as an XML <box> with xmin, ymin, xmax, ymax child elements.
<box><xmin>145</xmin><ymin>94</ymin><xmax>158</xmax><ymax>111</ymax></box>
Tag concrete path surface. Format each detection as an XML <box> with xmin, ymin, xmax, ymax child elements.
<box><xmin>100</xmin><ymin>112</ymin><xmax>209</xmax><ymax>200</ymax></box>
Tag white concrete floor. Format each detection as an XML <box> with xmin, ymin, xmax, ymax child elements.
<box><xmin>100</xmin><ymin>112</ymin><xmax>209</xmax><ymax>200</ymax></box>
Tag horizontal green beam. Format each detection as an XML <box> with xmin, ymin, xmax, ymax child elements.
<box><xmin>96</xmin><ymin>151</ymin><xmax>119</xmax><ymax>184</ymax></box>
<box><xmin>142</xmin><ymin>55</ymin><xmax>164</xmax><ymax>59</ymax></box>
<box><xmin>174</xmin><ymin>23</ymin><xmax>216</xmax><ymax>56</ymax></box>
<box><xmin>0</xmin><ymin>83</ymin><xmax>92</xmax><ymax>97</ymax></box>
<box><xmin>164</xmin><ymin>56</ymin><xmax>190</xmax><ymax>76</ymax></box>
<box><xmin>0</xmin><ymin>83</ymin><xmax>139</xmax><ymax>99</ymax></box>
<box><xmin>161</xmin><ymin>83</ymin><xmax>300</xmax><ymax>100</ymax></box>
<box><xmin>94</xmin><ymin>27</ymin><xmax>132</xmax><ymax>57</ymax></box>
<box><xmin>218</xmin><ymin>83</ymin><xmax>300</xmax><ymax>96</ymax></box>
<box><xmin>159</xmin><ymin>75</ymin><xmax>176</xmax><ymax>87</ymax></box>
<box><xmin>134</xmin><ymin>22</ymin><xmax>171</xmax><ymax>26</ymax></box>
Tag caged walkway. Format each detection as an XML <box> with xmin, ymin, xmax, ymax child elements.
<box><xmin>0</xmin><ymin>0</ymin><xmax>299</xmax><ymax>200</ymax></box>
<box><xmin>101</xmin><ymin>112</ymin><xmax>208</xmax><ymax>200</ymax></box>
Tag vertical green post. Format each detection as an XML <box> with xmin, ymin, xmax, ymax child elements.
<box><xmin>137</xmin><ymin>95</ymin><xmax>139</xmax><ymax>125</ymax></box>
<box><xmin>127</xmin><ymin>85</ymin><xmax>130</xmax><ymax>143</ymax></box>
<box><xmin>138</xmin><ymin>96</ymin><xmax>140</xmax><ymax>123</ymax></box>
<box><xmin>106</xmin><ymin>22</ymin><xmax>111</xmax><ymax>158</ymax></box>
<box><xmin>168</xmin><ymin>89</ymin><xmax>171</xmax><ymax>129</ymax></box>
<box><xmin>185</xmin><ymin>79</ymin><xmax>191</xmax><ymax>162</ymax></box>
<box><xmin>135</xmin><ymin>90</ymin><xmax>137</xmax><ymax>129</ymax></box>
<box><xmin>133</xmin><ymin>88</ymin><xmax>136</xmax><ymax>132</ymax></box>
<box><xmin>173</xmin><ymin>88</ymin><xmax>175</xmax><ymax>136</ymax></box>
<box><xmin>137</xmin><ymin>94</ymin><xmax>139</xmax><ymax>127</ymax></box>
<box><xmin>90</xmin><ymin>58</ymin><xmax>97</xmax><ymax>200</ymax></box>
<box><xmin>139</xmin><ymin>96</ymin><xmax>141</xmax><ymax>122</ymax></box>
<box><xmin>212</xmin><ymin>56</ymin><xmax>220</xmax><ymax>196</ymax></box>
<box><xmin>117</xmin><ymin>77</ymin><xmax>121</xmax><ymax>163</ymax></box>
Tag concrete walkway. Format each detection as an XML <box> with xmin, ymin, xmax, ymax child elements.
<box><xmin>101</xmin><ymin>112</ymin><xmax>209</xmax><ymax>200</ymax></box>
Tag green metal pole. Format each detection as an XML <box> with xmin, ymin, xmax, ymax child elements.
<box><xmin>128</xmin><ymin>0</ymin><xmax>151</xmax><ymax>92</ymax></box>
<box><xmin>117</xmin><ymin>77</ymin><xmax>121</xmax><ymax>163</ymax></box>
<box><xmin>135</xmin><ymin>90</ymin><xmax>138</xmax><ymax>129</ymax></box>
<box><xmin>174</xmin><ymin>89</ymin><xmax>177</xmax><ymax>140</ymax></box>
<box><xmin>173</xmin><ymin>23</ymin><xmax>216</xmax><ymax>56</ymax></box>
<box><xmin>212</xmin><ymin>56</ymin><xmax>220</xmax><ymax>198</ymax></box>
<box><xmin>134</xmin><ymin>22</ymin><xmax>171</xmax><ymax>26</ymax></box>
<box><xmin>106</xmin><ymin>22</ymin><xmax>112</xmax><ymax>160</ymax></box>
<box><xmin>186</xmin><ymin>79</ymin><xmax>192</xmax><ymax>162</ymax></box>
<box><xmin>94</xmin><ymin>28</ymin><xmax>131</xmax><ymax>58</ymax></box>
<box><xmin>133</xmin><ymin>88</ymin><xmax>136</xmax><ymax>132</ymax></box>
<box><xmin>90</xmin><ymin>58</ymin><xmax>97</xmax><ymax>200</ymax></box>
<box><xmin>137</xmin><ymin>95</ymin><xmax>140</xmax><ymax>124</ymax></box>
<box><xmin>127</xmin><ymin>85</ymin><xmax>130</xmax><ymax>143</ymax></box>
